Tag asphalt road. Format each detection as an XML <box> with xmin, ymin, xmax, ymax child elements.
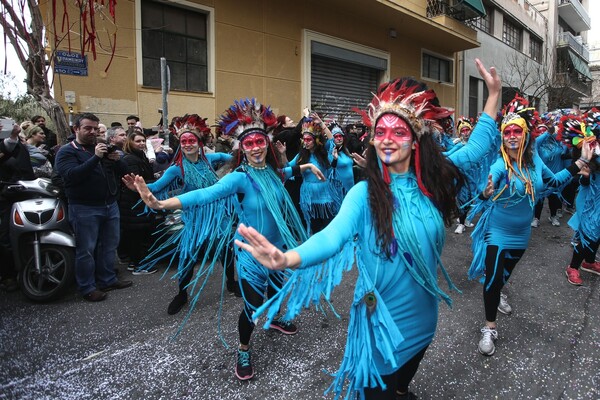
<box><xmin>1</xmin><ymin>208</ymin><xmax>599</xmax><ymax>400</ymax></box>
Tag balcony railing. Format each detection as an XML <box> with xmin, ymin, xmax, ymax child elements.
<box><xmin>557</xmin><ymin>32</ymin><xmax>589</xmax><ymax>62</ymax></box>
<box><xmin>426</xmin><ymin>0</ymin><xmax>483</xmax><ymax>21</ymax></box>
<box><xmin>558</xmin><ymin>0</ymin><xmax>591</xmax><ymax>32</ymax></box>
<box><xmin>554</xmin><ymin>72</ymin><xmax>592</xmax><ymax>97</ymax></box>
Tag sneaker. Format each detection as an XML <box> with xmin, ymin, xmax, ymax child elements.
<box><xmin>464</xmin><ymin>220</ymin><xmax>474</xmax><ymax>228</ymax></box>
<box><xmin>497</xmin><ymin>292</ymin><xmax>512</xmax><ymax>315</ymax></box>
<box><xmin>132</xmin><ymin>267</ymin><xmax>158</xmax><ymax>275</ymax></box>
<box><xmin>454</xmin><ymin>224</ymin><xmax>465</xmax><ymax>234</ymax></box>
<box><xmin>556</xmin><ymin>209</ymin><xmax>563</xmax><ymax>218</ymax></box>
<box><xmin>235</xmin><ymin>349</ymin><xmax>254</xmax><ymax>380</ymax></box>
<box><xmin>269</xmin><ymin>319</ymin><xmax>298</xmax><ymax>335</ymax></box>
<box><xmin>565</xmin><ymin>267</ymin><xmax>583</xmax><ymax>286</ymax></box>
<box><xmin>548</xmin><ymin>216</ymin><xmax>560</xmax><ymax>227</ymax></box>
<box><xmin>565</xmin><ymin>206</ymin><xmax>575</xmax><ymax>215</ymax></box>
<box><xmin>127</xmin><ymin>263</ymin><xmax>135</xmax><ymax>271</ymax></box>
<box><xmin>478</xmin><ymin>326</ymin><xmax>498</xmax><ymax>356</ymax></box>
<box><xmin>167</xmin><ymin>291</ymin><xmax>188</xmax><ymax>315</ymax></box>
<box><xmin>581</xmin><ymin>261</ymin><xmax>600</xmax><ymax>276</ymax></box>
<box><xmin>531</xmin><ymin>218</ymin><xmax>540</xmax><ymax>228</ymax></box>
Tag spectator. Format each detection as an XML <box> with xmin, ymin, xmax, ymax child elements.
<box><xmin>55</xmin><ymin>113</ymin><xmax>132</xmax><ymax>302</ymax></box>
<box><xmin>0</xmin><ymin>122</ymin><xmax>34</xmax><ymax>291</ymax></box>
<box><xmin>106</xmin><ymin>126</ymin><xmax>127</xmax><ymax>158</ymax></box>
<box><xmin>126</xmin><ymin>115</ymin><xmax>139</xmax><ymax>129</ymax></box>
<box><xmin>32</xmin><ymin>115</ymin><xmax>58</xmax><ymax>149</ymax></box>
<box><xmin>22</xmin><ymin>121</ymin><xmax>52</xmax><ymax>178</ymax></box>
<box><xmin>110</xmin><ymin>121</ymin><xmax>123</xmax><ymax>128</ymax></box>
<box><xmin>119</xmin><ymin>132</ymin><xmax>158</xmax><ymax>275</ymax></box>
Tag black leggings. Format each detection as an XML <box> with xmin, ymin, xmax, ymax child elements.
<box><xmin>570</xmin><ymin>234</ymin><xmax>600</xmax><ymax>269</ymax></box>
<box><xmin>178</xmin><ymin>244</ymin><xmax>235</xmax><ymax>293</ymax></box>
<box><xmin>483</xmin><ymin>245</ymin><xmax>525</xmax><ymax>322</ymax></box>
<box><xmin>362</xmin><ymin>346</ymin><xmax>429</xmax><ymax>400</ymax></box>
<box><xmin>238</xmin><ymin>273</ymin><xmax>284</xmax><ymax>346</ymax></box>
<box><xmin>534</xmin><ymin>195</ymin><xmax>562</xmax><ymax>219</ymax></box>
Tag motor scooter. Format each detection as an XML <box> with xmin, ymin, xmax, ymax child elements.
<box><xmin>4</xmin><ymin>178</ymin><xmax>75</xmax><ymax>301</ymax></box>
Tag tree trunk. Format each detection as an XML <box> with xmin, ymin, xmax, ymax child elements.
<box><xmin>38</xmin><ymin>96</ymin><xmax>71</xmax><ymax>144</ymax></box>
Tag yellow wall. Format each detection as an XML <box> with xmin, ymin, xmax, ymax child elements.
<box><xmin>46</xmin><ymin>0</ymin><xmax>476</xmax><ymax>128</ymax></box>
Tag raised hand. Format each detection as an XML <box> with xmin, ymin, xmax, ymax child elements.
<box><xmin>351</xmin><ymin>152</ymin><xmax>367</xmax><ymax>168</ymax></box>
<box><xmin>275</xmin><ymin>140</ymin><xmax>287</xmax><ymax>155</ymax></box>
<box><xmin>121</xmin><ymin>173</ymin><xmax>139</xmax><ymax>191</ymax></box>
<box><xmin>235</xmin><ymin>224</ymin><xmax>288</xmax><ymax>270</ymax></box>
<box><xmin>133</xmin><ymin>175</ymin><xmax>161</xmax><ymax>209</ymax></box>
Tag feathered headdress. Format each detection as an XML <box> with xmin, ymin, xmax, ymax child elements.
<box><xmin>456</xmin><ymin>116</ymin><xmax>473</xmax><ymax>134</ymax></box>
<box><xmin>500</xmin><ymin>94</ymin><xmax>535</xmax><ymax>135</ymax></box>
<box><xmin>217</xmin><ymin>98</ymin><xmax>277</xmax><ymax>142</ymax></box>
<box><xmin>585</xmin><ymin>108</ymin><xmax>600</xmax><ymax>137</ymax></box>
<box><xmin>495</xmin><ymin>94</ymin><xmax>536</xmax><ymax>203</ymax></box>
<box><xmin>354</xmin><ymin>78</ymin><xmax>454</xmax><ymax>139</ymax></box>
<box><xmin>557</xmin><ymin>115</ymin><xmax>594</xmax><ymax>149</ymax></box>
<box><xmin>170</xmin><ymin>114</ymin><xmax>211</xmax><ymax>140</ymax></box>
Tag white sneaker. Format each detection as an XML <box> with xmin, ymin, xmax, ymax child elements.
<box><xmin>497</xmin><ymin>292</ymin><xmax>512</xmax><ymax>315</ymax></box>
<box><xmin>478</xmin><ymin>326</ymin><xmax>498</xmax><ymax>356</ymax></box>
<box><xmin>556</xmin><ymin>209</ymin><xmax>563</xmax><ymax>218</ymax></box>
<box><xmin>548</xmin><ymin>216</ymin><xmax>560</xmax><ymax>227</ymax></box>
<box><xmin>464</xmin><ymin>220</ymin><xmax>474</xmax><ymax>228</ymax></box>
<box><xmin>531</xmin><ymin>218</ymin><xmax>540</xmax><ymax>228</ymax></box>
<box><xmin>454</xmin><ymin>224</ymin><xmax>466</xmax><ymax>234</ymax></box>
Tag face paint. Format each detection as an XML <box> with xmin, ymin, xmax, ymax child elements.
<box><xmin>333</xmin><ymin>134</ymin><xmax>344</xmax><ymax>140</ymax></box>
<box><xmin>502</xmin><ymin>124</ymin><xmax>524</xmax><ymax>150</ymax></box>
<box><xmin>240</xmin><ymin>133</ymin><xmax>268</xmax><ymax>151</ymax></box>
<box><xmin>373</xmin><ymin>114</ymin><xmax>414</xmax><ymax>173</ymax></box>
<box><xmin>179</xmin><ymin>132</ymin><xmax>199</xmax><ymax>147</ymax></box>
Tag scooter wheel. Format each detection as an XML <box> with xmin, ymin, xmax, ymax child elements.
<box><xmin>19</xmin><ymin>245</ymin><xmax>75</xmax><ymax>302</ymax></box>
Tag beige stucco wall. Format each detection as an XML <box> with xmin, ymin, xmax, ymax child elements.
<box><xmin>46</xmin><ymin>0</ymin><xmax>477</xmax><ymax>129</ymax></box>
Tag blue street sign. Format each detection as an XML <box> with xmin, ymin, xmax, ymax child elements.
<box><xmin>54</xmin><ymin>51</ymin><xmax>88</xmax><ymax>76</ymax></box>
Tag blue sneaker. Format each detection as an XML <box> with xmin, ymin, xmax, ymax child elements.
<box><xmin>235</xmin><ymin>349</ymin><xmax>254</xmax><ymax>380</ymax></box>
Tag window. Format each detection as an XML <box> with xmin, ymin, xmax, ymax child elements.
<box><xmin>502</xmin><ymin>18</ymin><xmax>522</xmax><ymax>50</ymax></box>
<box><xmin>530</xmin><ymin>37</ymin><xmax>542</xmax><ymax>62</ymax></box>
<box><xmin>468</xmin><ymin>76</ymin><xmax>479</xmax><ymax>119</ymax></box>
<box><xmin>471</xmin><ymin>6</ymin><xmax>492</xmax><ymax>33</ymax></box>
<box><xmin>141</xmin><ymin>0</ymin><xmax>208</xmax><ymax>92</ymax></box>
<box><xmin>422</xmin><ymin>52</ymin><xmax>453</xmax><ymax>83</ymax></box>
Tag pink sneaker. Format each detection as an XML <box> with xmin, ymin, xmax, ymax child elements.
<box><xmin>581</xmin><ymin>261</ymin><xmax>600</xmax><ymax>276</ymax></box>
<box><xmin>565</xmin><ymin>267</ymin><xmax>583</xmax><ymax>286</ymax></box>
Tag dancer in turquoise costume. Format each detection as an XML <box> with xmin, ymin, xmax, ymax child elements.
<box><xmin>468</xmin><ymin>96</ymin><xmax>591</xmax><ymax>357</ymax></box>
<box><xmin>236</xmin><ymin>59</ymin><xmax>501</xmax><ymax>400</ymax></box>
<box><xmin>123</xmin><ymin>114</ymin><xmax>240</xmax><ymax>316</ymax></box>
<box><xmin>325</xmin><ymin>123</ymin><xmax>356</xmax><ymax>196</ymax></box>
<box><xmin>532</xmin><ymin>118</ymin><xmax>569</xmax><ymax>227</ymax></box>
<box><xmin>561</xmin><ymin>111</ymin><xmax>600</xmax><ymax>285</ymax></box>
<box><xmin>285</xmin><ymin>115</ymin><xmax>339</xmax><ymax>233</ymax></box>
<box><xmin>133</xmin><ymin>99</ymin><xmax>325</xmax><ymax>381</ymax></box>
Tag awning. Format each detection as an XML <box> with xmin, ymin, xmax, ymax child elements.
<box><xmin>453</xmin><ymin>0</ymin><xmax>486</xmax><ymax>19</ymax></box>
<box><xmin>568</xmin><ymin>50</ymin><xmax>592</xmax><ymax>80</ymax></box>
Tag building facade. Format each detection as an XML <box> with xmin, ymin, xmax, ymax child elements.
<box><xmin>43</xmin><ymin>0</ymin><xmax>484</xmax><ymax>129</ymax></box>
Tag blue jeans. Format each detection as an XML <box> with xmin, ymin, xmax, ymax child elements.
<box><xmin>68</xmin><ymin>202</ymin><xmax>120</xmax><ymax>295</ymax></box>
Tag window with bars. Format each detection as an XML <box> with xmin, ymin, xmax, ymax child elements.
<box><xmin>422</xmin><ymin>52</ymin><xmax>453</xmax><ymax>83</ymax></box>
<box><xmin>530</xmin><ymin>37</ymin><xmax>542</xmax><ymax>62</ymax></box>
<box><xmin>471</xmin><ymin>6</ymin><xmax>492</xmax><ymax>33</ymax></box>
<box><xmin>141</xmin><ymin>0</ymin><xmax>208</xmax><ymax>92</ymax></box>
<box><xmin>502</xmin><ymin>18</ymin><xmax>522</xmax><ymax>50</ymax></box>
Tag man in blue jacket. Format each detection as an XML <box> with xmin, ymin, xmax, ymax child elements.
<box><xmin>56</xmin><ymin>113</ymin><xmax>132</xmax><ymax>302</ymax></box>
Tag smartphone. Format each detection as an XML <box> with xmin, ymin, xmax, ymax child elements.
<box><xmin>0</xmin><ymin>118</ymin><xmax>16</xmax><ymax>139</ymax></box>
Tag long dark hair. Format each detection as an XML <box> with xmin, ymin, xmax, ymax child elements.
<box><xmin>297</xmin><ymin>136</ymin><xmax>330</xmax><ymax>169</ymax></box>
<box><xmin>364</xmin><ymin>129</ymin><xmax>464</xmax><ymax>259</ymax></box>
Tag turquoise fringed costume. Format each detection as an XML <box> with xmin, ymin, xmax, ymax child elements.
<box><xmin>327</xmin><ymin>139</ymin><xmax>355</xmax><ymax>194</ymax></box>
<box><xmin>568</xmin><ymin>170</ymin><xmax>600</xmax><ymax>249</ymax></box>
<box><xmin>287</xmin><ymin>152</ymin><xmax>340</xmax><ymax>233</ymax></box>
<box><xmin>252</xmin><ymin>111</ymin><xmax>499</xmax><ymax>399</ymax></box>
<box><xmin>177</xmin><ymin>163</ymin><xmax>308</xmax><ymax>318</ymax></box>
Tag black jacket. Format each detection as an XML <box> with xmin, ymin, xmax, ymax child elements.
<box><xmin>119</xmin><ymin>150</ymin><xmax>155</xmax><ymax>228</ymax></box>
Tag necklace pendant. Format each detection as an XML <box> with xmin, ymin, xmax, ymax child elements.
<box><xmin>364</xmin><ymin>291</ymin><xmax>377</xmax><ymax>314</ymax></box>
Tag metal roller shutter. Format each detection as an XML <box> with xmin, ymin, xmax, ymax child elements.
<box><xmin>311</xmin><ymin>55</ymin><xmax>380</xmax><ymax>124</ymax></box>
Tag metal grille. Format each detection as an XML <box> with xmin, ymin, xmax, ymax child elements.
<box><xmin>311</xmin><ymin>55</ymin><xmax>379</xmax><ymax>124</ymax></box>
